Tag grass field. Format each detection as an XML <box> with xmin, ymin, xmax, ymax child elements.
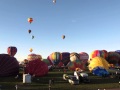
<box><xmin>0</xmin><ymin>68</ymin><xmax>120</xmax><ymax>90</ymax></box>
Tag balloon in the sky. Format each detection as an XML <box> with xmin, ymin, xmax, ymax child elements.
<box><xmin>7</xmin><ymin>46</ymin><xmax>17</xmax><ymax>57</ymax></box>
<box><xmin>29</xmin><ymin>48</ymin><xmax>33</xmax><ymax>52</ymax></box>
<box><xmin>25</xmin><ymin>59</ymin><xmax>48</xmax><ymax>77</ymax></box>
<box><xmin>32</xmin><ymin>35</ymin><xmax>34</xmax><ymax>39</ymax></box>
<box><xmin>28</xmin><ymin>18</ymin><xmax>33</xmax><ymax>24</ymax></box>
<box><xmin>53</xmin><ymin>0</ymin><xmax>56</xmax><ymax>4</ymax></box>
<box><xmin>88</xmin><ymin>57</ymin><xmax>109</xmax><ymax>72</ymax></box>
<box><xmin>28</xmin><ymin>29</ymin><xmax>31</xmax><ymax>34</ymax></box>
<box><xmin>62</xmin><ymin>35</ymin><xmax>65</xmax><ymax>39</ymax></box>
<box><xmin>0</xmin><ymin>54</ymin><xmax>19</xmax><ymax>76</ymax></box>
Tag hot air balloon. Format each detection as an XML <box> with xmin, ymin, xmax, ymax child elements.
<box><xmin>48</xmin><ymin>52</ymin><xmax>62</xmax><ymax>65</ymax></box>
<box><xmin>53</xmin><ymin>0</ymin><xmax>56</xmax><ymax>4</ymax></box>
<box><xmin>107</xmin><ymin>51</ymin><xmax>120</xmax><ymax>65</ymax></box>
<box><xmin>42</xmin><ymin>59</ymin><xmax>53</xmax><ymax>66</ymax></box>
<box><xmin>67</xmin><ymin>60</ymin><xmax>85</xmax><ymax>71</ymax></box>
<box><xmin>79</xmin><ymin>52</ymin><xmax>89</xmax><ymax>65</ymax></box>
<box><xmin>70</xmin><ymin>52</ymin><xmax>80</xmax><ymax>62</ymax></box>
<box><xmin>32</xmin><ymin>35</ymin><xmax>34</xmax><ymax>39</ymax></box>
<box><xmin>27</xmin><ymin>54</ymin><xmax>42</xmax><ymax>61</ymax></box>
<box><xmin>0</xmin><ymin>54</ymin><xmax>19</xmax><ymax>76</ymax></box>
<box><xmin>61</xmin><ymin>52</ymin><xmax>70</xmax><ymax>66</ymax></box>
<box><xmin>7</xmin><ymin>46</ymin><xmax>17</xmax><ymax>57</ymax></box>
<box><xmin>29</xmin><ymin>48</ymin><xmax>33</xmax><ymax>52</ymax></box>
<box><xmin>28</xmin><ymin>18</ymin><xmax>33</xmax><ymax>24</ymax></box>
<box><xmin>28</xmin><ymin>29</ymin><xmax>31</xmax><ymax>34</ymax></box>
<box><xmin>25</xmin><ymin>59</ymin><xmax>48</xmax><ymax>77</ymax></box>
<box><xmin>62</xmin><ymin>35</ymin><xmax>65</xmax><ymax>39</ymax></box>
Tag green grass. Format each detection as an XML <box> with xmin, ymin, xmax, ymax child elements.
<box><xmin>0</xmin><ymin>69</ymin><xmax>120</xmax><ymax>90</ymax></box>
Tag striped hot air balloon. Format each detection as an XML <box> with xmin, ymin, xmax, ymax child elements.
<box><xmin>7</xmin><ymin>46</ymin><xmax>17</xmax><ymax>57</ymax></box>
<box><xmin>0</xmin><ymin>54</ymin><xmax>19</xmax><ymax>76</ymax></box>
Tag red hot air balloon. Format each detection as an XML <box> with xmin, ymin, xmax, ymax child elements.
<box><xmin>0</xmin><ymin>54</ymin><xmax>19</xmax><ymax>76</ymax></box>
<box><xmin>7</xmin><ymin>46</ymin><xmax>17</xmax><ymax>57</ymax></box>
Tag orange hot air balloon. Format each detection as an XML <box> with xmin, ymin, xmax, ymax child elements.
<box><xmin>62</xmin><ymin>35</ymin><xmax>65</xmax><ymax>39</ymax></box>
<box><xmin>28</xmin><ymin>18</ymin><xmax>33</xmax><ymax>24</ymax></box>
<box><xmin>28</xmin><ymin>29</ymin><xmax>31</xmax><ymax>34</ymax></box>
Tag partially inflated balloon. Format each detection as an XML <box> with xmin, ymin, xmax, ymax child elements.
<box><xmin>88</xmin><ymin>57</ymin><xmax>109</xmax><ymax>71</ymax></box>
<box><xmin>0</xmin><ymin>54</ymin><xmax>19</xmax><ymax>76</ymax></box>
<box><xmin>7</xmin><ymin>46</ymin><xmax>17</xmax><ymax>57</ymax></box>
<box><xmin>70</xmin><ymin>52</ymin><xmax>80</xmax><ymax>62</ymax></box>
<box><xmin>79</xmin><ymin>52</ymin><xmax>89</xmax><ymax>64</ymax></box>
<box><xmin>61</xmin><ymin>52</ymin><xmax>70</xmax><ymax>66</ymax></box>
<box><xmin>27</xmin><ymin>54</ymin><xmax>41</xmax><ymax>61</ymax></box>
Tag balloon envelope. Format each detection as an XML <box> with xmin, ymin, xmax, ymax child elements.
<box><xmin>61</xmin><ymin>52</ymin><xmax>70</xmax><ymax>66</ymax></box>
<box><xmin>28</xmin><ymin>18</ymin><xmax>33</xmax><ymax>24</ymax></box>
<box><xmin>0</xmin><ymin>54</ymin><xmax>19</xmax><ymax>76</ymax></box>
<box><xmin>7</xmin><ymin>46</ymin><xmax>17</xmax><ymax>57</ymax></box>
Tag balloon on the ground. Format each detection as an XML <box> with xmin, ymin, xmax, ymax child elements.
<box><xmin>102</xmin><ymin>50</ymin><xmax>108</xmax><ymax>59</ymax></box>
<box><xmin>70</xmin><ymin>52</ymin><xmax>80</xmax><ymax>62</ymax></box>
<box><xmin>67</xmin><ymin>59</ymin><xmax>85</xmax><ymax>71</ymax></box>
<box><xmin>92</xmin><ymin>66</ymin><xmax>109</xmax><ymax>77</ymax></box>
<box><xmin>88</xmin><ymin>57</ymin><xmax>109</xmax><ymax>71</ymax></box>
<box><xmin>90</xmin><ymin>50</ymin><xmax>107</xmax><ymax>59</ymax></box>
<box><xmin>28</xmin><ymin>18</ymin><xmax>33</xmax><ymax>24</ymax></box>
<box><xmin>0</xmin><ymin>54</ymin><xmax>19</xmax><ymax>76</ymax></box>
<box><xmin>7</xmin><ymin>46</ymin><xmax>17</xmax><ymax>57</ymax></box>
<box><xmin>79</xmin><ymin>52</ymin><xmax>89</xmax><ymax>64</ymax></box>
<box><xmin>107</xmin><ymin>51</ymin><xmax>120</xmax><ymax>65</ymax></box>
<box><xmin>27</xmin><ymin>54</ymin><xmax>42</xmax><ymax>61</ymax></box>
<box><xmin>61</xmin><ymin>52</ymin><xmax>70</xmax><ymax>66</ymax></box>
<box><xmin>48</xmin><ymin>52</ymin><xmax>62</xmax><ymax>65</ymax></box>
<box><xmin>42</xmin><ymin>59</ymin><xmax>53</xmax><ymax>66</ymax></box>
<box><xmin>25</xmin><ymin>59</ymin><xmax>48</xmax><ymax>77</ymax></box>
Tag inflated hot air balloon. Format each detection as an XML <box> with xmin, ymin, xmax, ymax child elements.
<box><xmin>28</xmin><ymin>18</ymin><xmax>33</xmax><ymax>24</ymax></box>
<box><xmin>79</xmin><ymin>52</ymin><xmax>89</xmax><ymax>65</ymax></box>
<box><xmin>90</xmin><ymin>50</ymin><xmax>107</xmax><ymax>59</ymax></box>
<box><xmin>28</xmin><ymin>29</ymin><xmax>31</xmax><ymax>34</ymax></box>
<box><xmin>7</xmin><ymin>46</ymin><xmax>17</xmax><ymax>57</ymax></box>
<box><xmin>32</xmin><ymin>35</ymin><xmax>34</xmax><ymax>39</ymax></box>
<box><xmin>53</xmin><ymin>0</ymin><xmax>56</xmax><ymax>4</ymax></box>
<box><xmin>62</xmin><ymin>35</ymin><xmax>65</xmax><ymax>39</ymax></box>
<box><xmin>67</xmin><ymin>60</ymin><xmax>85</xmax><ymax>71</ymax></box>
<box><xmin>107</xmin><ymin>51</ymin><xmax>120</xmax><ymax>65</ymax></box>
<box><xmin>102</xmin><ymin>50</ymin><xmax>108</xmax><ymax>59</ymax></box>
<box><xmin>61</xmin><ymin>52</ymin><xmax>70</xmax><ymax>66</ymax></box>
<box><xmin>88</xmin><ymin>57</ymin><xmax>109</xmax><ymax>72</ymax></box>
<box><xmin>48</xmin><ymin>52</ymin><xmax>62</xmax><ymax>65</ymax></box>
<box><xmin>25</xmin><ymin>59</ymin><xmax>48</xmax><ymax>77</ymax></box>
<box><xmin>0</xmin><ymin>54</ymin><xmax>19</xmax><ymax>76</ymax></box>
<box><xmin>29</xmin><ymin>48</ymin><xmax>33</xmax><ymax>52</ymax></box>
<box><xmin>42</xmin><ymin>59</ymin><xmax>53</xmax><ymax>66</ymax></box>
<box><xmin>27</xmin><ymin>54</ymin><xmax>42</xmax><ymax>61</ymax></box>
<box><xmin>70</xmin><ymin>52</ymin><xmax>80</xmax><ymax>62</ymax></box>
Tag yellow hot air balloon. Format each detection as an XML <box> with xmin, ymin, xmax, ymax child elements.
<box><xmin>29</xmin><ymin>48</ymin><xmax>33</xmax><ymax>52</ymax></box>
<box><xmin>88</xmin><ymin>57</ymin><xmax>109</xmax><ymax>71</ymax></box>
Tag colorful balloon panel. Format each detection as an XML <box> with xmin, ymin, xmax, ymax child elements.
<box><xmin>0</xmin><ymin>54</ymin><xmax>19</xmax><ymax>76</ymax></box>
<box><xmin>27</xmin><ymin>54</ymin><xmax>42</xmax><ymax>61</ymax></box>
<box><xmin>42</xmin><ymin>59</ymin><xmax>53</xmax><ymax>66</ymax></box>
<box><xmin>25</xmin><ymin>59</ymin><xmax>48</xmax><ymax>77</ymax></box>
<box><xmin>7</xmin><ymin>46</ymin><xmax>17</xmax><ymax>57</ymax></box>
<box><xmin>67</xmin><ymin>60</ymin><xmax>85</xmax><ymax>71</ymax></box>
<box><xmin>61</xmin><ymin>52</ymin><xmax>70</xmax><ymax>66</ymax></box>
<box><xmin>70</xmin><ymin>52</ymin><xmax>80</xmax><ymax>62</ymax></box>
<box><xmin>88</xmin><ymin>57</ymin><xmax>109</xmax><ymax>71</ymax></box>
<box><xmin>48</xmin><ymin>52</ymin><xmax>62</xmax><ymax>65</ymax></box>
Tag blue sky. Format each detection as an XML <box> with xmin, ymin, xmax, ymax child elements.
<box><xmin>0</xmin><ymin>0</ymin><xmax>120</xmax><ymax>61</ymax></box>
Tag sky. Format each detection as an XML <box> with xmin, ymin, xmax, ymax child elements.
<box><xmin>0</xmin><ymin>0</ymin><xmax>120</xmax><ymax>61</ymax></box>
